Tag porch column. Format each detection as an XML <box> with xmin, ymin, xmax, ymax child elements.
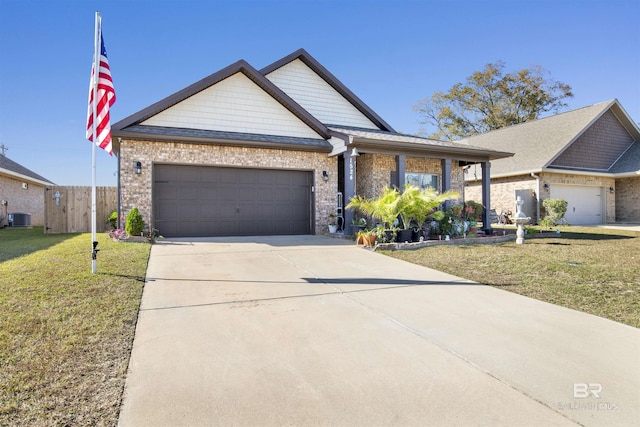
<box><xmin>343</xmin><ymin>150</ymin><xmax>356</xmax><ymax>235</ymax></box>
<box><xmin>441</xmin><ymin>158</ymin><xmax>452</xmax><ymax>210</ymax></box>
<box><xmin>395</xmin><ymin>154</ymin><xmax>406</xmax><ymax>189</ymax></box>
<box><xmin>481</xmin><ymin>161</ymin><xmax>492</xmax><ymax>233</ymax></box>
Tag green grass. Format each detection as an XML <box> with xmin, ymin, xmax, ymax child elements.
<box><xmin>0</xmin><ymin>227</ymin><xmax>151</xmax><ymax>426</ymax></box>
<box><xmin>382</xmin><ymin>226</ymin><xmax>640</xmax><ymax>328</ymax></box>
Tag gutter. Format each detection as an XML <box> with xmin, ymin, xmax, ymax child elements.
<box><xmin>0</xmin><ymin>169</ymin><xmax>55</xmax><ymax>187</ymax></box>
<box><xmin>327</xmin><ymin>130</ymin><xmax>350</xmax><ymax>157</ymax></box>
<box><xmin>466</xmin><ymin>167</ymin><xmax>639</xmax><ymax>182</ymax></box>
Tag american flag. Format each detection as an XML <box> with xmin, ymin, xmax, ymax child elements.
<box><xmin>86</xmin><ymin>33</ymin><xmax>116</xmax><ymax>155</ymax></box>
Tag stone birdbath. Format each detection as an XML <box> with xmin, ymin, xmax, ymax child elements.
<box><xmin>513</xmin><ymin>196</ymin><xmax>531</xmax><ymax>244</ymax></box>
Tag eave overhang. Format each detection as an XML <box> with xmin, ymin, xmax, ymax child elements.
<box><xmin>0</xmin><ymin>169</ymin><xmax>54</xmax><ymax>186</ymax></box>
<box><xmin>114</xmin><ymin>125</ymin><xmax>332</xmax><ymax>153</ymax></box>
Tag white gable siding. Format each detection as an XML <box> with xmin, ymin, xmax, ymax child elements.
<box><xmin>142</xmin><ymin>73</ymin><xmax>322</xmax><ymax>140</ymax></box>
<box><xmin>265</xmin><ymin>59</ymin><xmax>379</xmax><ymax>130</ymax></box>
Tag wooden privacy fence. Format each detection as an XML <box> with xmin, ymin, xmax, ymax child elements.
<box><xmin>44</xmin><ymin>186</ymin><xmax>117</xmax><ymax>234</ymax></box>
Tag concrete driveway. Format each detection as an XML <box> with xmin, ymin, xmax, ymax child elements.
<box><xmin>119</xmin><ymin>235</ymin><xmax>640</xmax><ymax>426</ymax></box>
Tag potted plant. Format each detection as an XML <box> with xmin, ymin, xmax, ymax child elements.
<box><xmin>328</xmin><ymin>212</ymin><xmax>338</xmax><ymax>233</ymax></box>
<box><xmin>399</xmin><ymin>186</ymin><xmax>460</xmax><ymax>242</ymax></box>
<box><xmin>346</xmin><ymin>187</ymin><xmax>401</xmax><ymax>242</ymax></box>
<box><xmin>352</xmin><ymin>217</ymin><xmax>367</xmax><ymax>232</ymax></box>
<box><xmin>347</xmin><ymin>185</ymin><xmax>460</xmax><ymax>244</ymax></box>
<box><xmin>463</xmin><ymin>200</ymin><xmax>483</xmax><ymax>233</ymax></box>
<box><xmin>356</xmin><ymin>229</ymin><xmax>376</xmax><ymax>247</ymax></box>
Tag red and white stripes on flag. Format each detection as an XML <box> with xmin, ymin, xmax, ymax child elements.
<box><xmin>86</xmin><ymin>33</ymin><xmax>115</xmax><ymax>155</ymax></box>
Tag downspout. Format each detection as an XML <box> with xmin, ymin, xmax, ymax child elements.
<box><xmin>531</xmin><ymin>172</ymin><xmax>540</xmax><ymax>224</ymax></box>
<box><xmin>117</xmin><ymin>138</ymin><xmax>122</xmax><ymax>229</ymax></box>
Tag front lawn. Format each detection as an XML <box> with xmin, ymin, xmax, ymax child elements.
<box><xmin>0</xmin><ymin>227</ymin><xmax>151</xmax><ymax>426</ymax></box>
<box><xmin>382</xmin><ymin>226</ymin><xmax>640</xmax><ymax>328</ymax></box>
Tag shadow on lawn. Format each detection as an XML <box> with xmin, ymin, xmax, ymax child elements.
<box><xmin>530</xmin><ymin>231</ymin><xmax>636</xmax><ymax>241</ymax></box>
<box><xmin>0</xmin><ymin>226</ymin><xmax>77</xmax><ymax>264</ymax></box>
<box><xmin>99</xmin><ymin>272</ymin><xmax>146</xmax><ymax>282</ymax></box>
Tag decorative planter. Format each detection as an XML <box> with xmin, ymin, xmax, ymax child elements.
<box><xmin>412</xmin><ymin>228</ymin><xmax>428</xmax><ymax>242</ymax></box>
<box><xmin>378</xmin><ymin>230</ymin><xmax>395</xmax><ymax>243</ymax></box>
<box><xmin>397</xmin><ymin>228</ymin><xmax>413</xmax><ymax>243</ymax></box>
<box><xmin>328</xmin><ymin>224</ymin><xmax>338</xmax><ymax>233</ymax></box>
<box><xmin>357</xmin><ymin>232</ymin><xmax>376</xmax><ymax>247</ymax></box>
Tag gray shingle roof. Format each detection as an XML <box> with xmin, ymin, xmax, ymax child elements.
<box><xmin>610</xmin><ymin>141</ymin><xmax>640</xmax><ymax>174</ymax></box>
<box><xmin>0</xmin><ymin>155</ymin><xmax>54</xmax><ymax>184</ymax></box>
<box><xmin>329</xmin><ymin>125</ymin><xmax>513</xmax><ymax>160</ymax></box>
<box><xmin>460</xmin><ymin>100</ymin><xmax>640</xmax><ymax>177</ymax></box>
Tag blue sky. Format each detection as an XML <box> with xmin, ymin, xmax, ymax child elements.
<box><xmin>1</xmin><ymin>0</ymin><xmax>638</xmax><ymax>186</ymax></box>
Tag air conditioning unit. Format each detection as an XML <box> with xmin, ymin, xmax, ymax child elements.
<box><xmin>9</xmin><ymin>212</ymin><xmax>31</xmax><ymax>227</ymax></box>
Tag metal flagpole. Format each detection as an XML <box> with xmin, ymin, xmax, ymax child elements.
<box><xmin>91</xmin><ymin>12</ymin><xmax>101</xmax><ymax>274</ymax></box>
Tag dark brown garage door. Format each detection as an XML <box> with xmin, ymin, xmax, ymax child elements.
<box><xmin>153</xmin><ymin>165</ymin><xmax>313</xmax><ymax>237</ymax></box>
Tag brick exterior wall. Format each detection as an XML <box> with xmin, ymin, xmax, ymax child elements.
<box><xmin>616</xmin><ymin>177</ymin><xmax>640</xmax><ymax>222</ymax></box>
<box><xmin>119</xmin><ymin>139</ymin><xmax>337</xmax><ymax>233</ymax></box>
<box><xmin>466</xmin><ymin>175</ymin><xmax>538</xmax><ymax>222</ymax></box>
<box><xmin>0</xmin><ymin>174</ymin><xmax>46</xmax><ymax>226</ymax></box>
<box><xmin>356</xmin><ymin>154</ymin><xmax>395</xmax><ymax>198</ymax></box>
<box><xmin>466</xmin><ymin>172</ymin><xmax>618</xmax><ymax>224</ymax></box>
<box><xmin>356</xmin><ymin>154</ymin><xmax>464</xmax><ymax>199</ymax></box>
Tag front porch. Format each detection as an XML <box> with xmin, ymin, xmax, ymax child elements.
<box><xmin>327</xmin><ymin>127</ymin><xmax>512</xmax><ymax>235</ymax></box>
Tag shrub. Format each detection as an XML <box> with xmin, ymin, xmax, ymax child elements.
<box><xmin>125</xmin><ymin>207</ymin><xmax>145</xmax><ymax>236</ymax></box>
<box><xmin>542</xmin><ymin>198</ymin><xmax>568</xmax><ymax>226</ymax></box>
<box><xmin>107</xmin><ymin>210</ymin><xmax>118</xmax><ymax>230</ymax></box>
<box><xmin>464</xmin><ymin>200</ymin><xmax>484</xmax><ymax>222</ymax></box>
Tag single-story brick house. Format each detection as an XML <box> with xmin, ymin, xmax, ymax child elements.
<box><xmin>0</xmin><ymin>153</ymin><xmax>55</xmax><ymax>226</ymax></box>
<box><xmin>464</xmin><ymin>99</ymin><xmax>640</xmax><ymax>225</ymax></box>
<box><xmin>112</xmin><ymin>49</ymin><xmax>511</xmax><ymax>237</ymax></box>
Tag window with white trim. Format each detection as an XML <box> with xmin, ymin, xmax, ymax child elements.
<box><xmin>405</xmin><ymin>173</ymin><xmax>439</xmax><ymax>191</ymax></box>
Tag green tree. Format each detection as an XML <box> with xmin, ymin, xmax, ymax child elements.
<box><xmin>413</xmin><ymin>61</ymin><xmax>573</xmax><ymax>141</ymax></box>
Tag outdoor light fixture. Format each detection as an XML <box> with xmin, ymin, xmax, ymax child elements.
<box><xmin>135</xmin><ymin>161</ymin><xmax>142</xmax><ymax>175</ymax></box>
<box><xmin>351</xmin><ymin>147</ymin><xmax>360</xmax><ymax>157</ymax></box>
<box><xmin>322</xmin><ymin>170</ymin><xmax>329</xmax><ymax>182</ymax></box>
<box><xmin>610</xmin><ymin>187</ymin><xmax>615</xmax><ymax>193</ymax></box>
<box><xmin>543</xmin><ymin>183</ymin><xmax>549</xmax><ymax>191</ymax></box>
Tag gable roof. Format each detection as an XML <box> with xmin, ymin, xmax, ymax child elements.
<box><xmin>0</xmin><ymin>155</ymin><xmax>54</xmax><ymax>185</ymax></box>
<box><xmin>112</xmin><ymin>59</ymin><xmax>332</xmax><ymax>154</ymax></box>
<box><xmin>461</xmin><ymin>99</ymin><xmax>640</xmax><ymax>177</ymax></box>
<box><xmin>112</xmin><ymin>48</ymin><xmax>512</xmax><ymax>163</ymax></box>
<box><xmin>260</xmin><ymin>49</ymin><xmax>396</xmax><ymax>133</ymax></box>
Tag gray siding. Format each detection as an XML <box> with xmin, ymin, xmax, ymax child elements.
<box><xmin>551</xmin><ymin>110</ymin><xmax>635</xmax><ymax>170</ymax></box>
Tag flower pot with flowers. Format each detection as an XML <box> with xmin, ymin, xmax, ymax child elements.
<box><xmin>328</xmin><ymin>212</ymin><xmax>338</xmax><ymax>233</ymax></box>
<box><xmin>464</xmin><ymin>200</ymin><xmax>483</xmax><ymax>234</ymax></box>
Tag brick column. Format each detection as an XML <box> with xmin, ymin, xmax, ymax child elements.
<box><xmin>481</xmin><ymin>161</ymin><xmax>492</xmax><ymax>233</ymax></box>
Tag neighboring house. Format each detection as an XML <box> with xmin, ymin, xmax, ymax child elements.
<box><xmin>464</xmin><ymin>99</ymin><xmax>640</xmax><ymax>225</ymax></box>
<box><xmin>112</xmin><ymin>49</ymin><xmax>511</xmax><ymax>237</ymax></box>
<box><xmin>0</xmin><ymin>153</ymin><xmax>55</xmax><ymax>226</ymax></box>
